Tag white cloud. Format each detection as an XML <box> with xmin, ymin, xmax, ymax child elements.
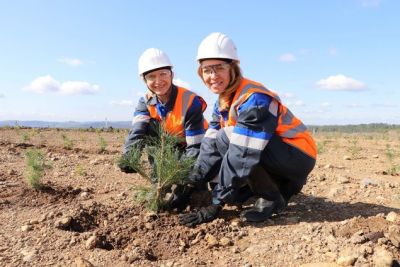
<box><xmin>278</xmin><ymin>53</ymin><xmax>296</xmax><ymax>62</ymax></box>
<box><xmin>375</xmin><ymin>102</ymin><xmax>397</xmax><ymax>108</ymax></box>
<box><xmin>345</xmin><ymin>103</ymin><xmax>363</xmax><ymax>108</ymax></box>
<box><xmin>360</xmin><ymin>0</ymin><xmax>380</xmax><ymax>7</ymax></box>
<box><xmin>286</xmin><ymin>100</ymin><xmax>305</xmax><ymax>107</ymax></box>
<box><xmin>23</xmin><ymin>75</ymin><xmax>100</xmax><ymax>95</ymax></box>
<box><xmin>110</xmin><ymin>100</ymin><xmax>134</xmax><ymax>107</ymax></box>
<box><xmin>0</xmin><ymin>93</ymin><xmax>4</xmax><ymax>98</ymax></box>
<box><xmin>60</xmin><ymin>81</ymin><xmax>99</xmax><ymax>95</ymax></box>
<box><xmin>316</xmin><ymin>74</ymin><xmax>367</xmax><ymax>91</ymax></box>
<box><xmin>173</xmin><ymin>78</ymin><xmax>191</xmax><ymax>89</ymax></box>
<box><xmin>320</xmin><ymin>102</ymin><xmax>331</xmax><ymax>108</ymax></box>
<box><xmin>58</xmin><ymin>57</ymin><xmax>84</xmax><ymax>67</ymax></box>
<box><xmin>23</xmin><ymin>75</ymin><xmax>60</xmax><ymax>94</ymax></box>
<box><xmin>281</xmin><ymin>92</ymin><xmax>295</xmax><ymax>99</ymax></box>
<box><xmin>294</xmin><ymin>100</ymin><xmax>305</xmax><ymax>106</ymax></box>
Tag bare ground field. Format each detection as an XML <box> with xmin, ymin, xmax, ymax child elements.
<box><xmin>0</xmin><ymin>127</ymin><xmax>399</xmax><ymax>267</ymax></box>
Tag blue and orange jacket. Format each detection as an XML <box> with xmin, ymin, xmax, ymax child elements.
<box><xmin>193</xmin><ymin>78</ymin><xmax>317</xmax><ymax>192</ymax></box>
<box><xmin>223</xmin><ymin>78</ymin><xmax>316</xmax><ymax>158</ymax></box>
<box><xmin>123</xmin><ymin>85</ymin><xmax>208</xmax><ymax>158</ymax></box>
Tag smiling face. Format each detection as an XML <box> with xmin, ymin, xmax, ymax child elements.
<box><xmin>144</xmin><ymin>68</ymin><xmax>173</xmax><ymax>98</ymax></box>
<box><xmin>200</xmin><ymin>59</ymin><xmax>231</xmax><ymax>94</ymax></box>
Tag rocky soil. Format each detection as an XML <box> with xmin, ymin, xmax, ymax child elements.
<box><xmin>0</xmin><ymin>127</ymin><xmax>399</xmax><ymax>267</ymax></box>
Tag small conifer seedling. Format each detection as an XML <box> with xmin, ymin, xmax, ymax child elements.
<box><xmin>25</xmin><ymin>148</ymin><xmax>49</xmax><ymax>189</ymax></box>
<box><xmin>118</xmin><ymin>125</ymin><xmax>194</xmax><ymax>212</ymax></box>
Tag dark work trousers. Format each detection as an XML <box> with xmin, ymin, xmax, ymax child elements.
<box><xmin>214</xmin><ymin>129</ymin><xmax>316</xmax><ymax>203</ymax></box>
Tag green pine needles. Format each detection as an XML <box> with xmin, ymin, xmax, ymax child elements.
<box><xmin>385</xmin><ymin>144</ymin><xmax>400</xmax><ymax>175</ymax></box>
<box><xmin>25</xmin><ymin>148</ymin><xmax>50</xmax><ymax>189</ymax></box>
<box><xmin>61</xmin><ymin>134</ymin><xmax>73</xmax><ymax>150</ymax></box>
<box><xmin>97</xmin><ymin>134</ymin><xmax>107</xmax><ymax>153</ymax></box>
<box><xmin>118</xmin><ymin>125</ymin><xmax>194</xmax><ymax>212</ymax></box>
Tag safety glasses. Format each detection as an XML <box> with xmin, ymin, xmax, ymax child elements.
<box><xmin>144</xmin><ymin>70</ymin><xmax>172</xmax><ymax>82</ymax></box>
<box><xmin>201</xmin><ymin>62</ymin><xmax>231</xmax><ymax>76</ymax></box>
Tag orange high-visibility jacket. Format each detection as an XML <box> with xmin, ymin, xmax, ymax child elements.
<box><xmin>123</xmin><ymin>85</ymin><xmax>208</xmax><ymax>159</ymax></box>
<box><xmin>224</xmin><ymin>78</ymin><xmax>317</xmax><ymax>158</ymax></box>
<box><xmin>190</xmin><ymin>78</ymin><xmax>316</xmax><ymax>203</ymax></box>
<box><xmin>189</xmin><ymin>78</ymin><xmax>317</xmax><ymax>203</ymax></box>
<box><xmin>146</xmin><ymin>86</ymin><xmax>208</xmax><ymax>138</ymax></box>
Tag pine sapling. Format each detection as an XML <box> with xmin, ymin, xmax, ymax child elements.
<box><xmin>385</xmin><ymin>144</ymin><xmax>400</xmax><ymax>175</ymax></box>
<box><xmin>347</xmin><ymin>138</ymin><xmax>362</xmax><ymax>159</ymax></box>
<box><xmin>25</xmin><ymin>148</ymin><xmax>49</xmax><ymax>189</ymax></box>
<box><xmin>97</xmin><ymin>134</ymin><xmax>107</xmax><ymax>153</ymax></box>
<box><xmin>61</xmin><ymin>134</ymin><xmax>73</xmax><ymax>150</ymax></box>
<box><xmin>117</xmin><ymin>140</ymin><xmax>150</xmax><ymax>179</ymax></box>
<box><xmin>21</xmin><ymin>132</ymin><xmax>30</xmax><ymax>143</ymax></box>
<box><xmin>317</xmin><ymin>141</ymin><xmax>325</xmax><ymax>154</ymax></box>
<box><xmin>75</xmin><ymin>164</ymin><xmax>88</xmax><ymax>177</ymax></box>
<box><xmin>120</xmin><ymin>125</ymin><xmax>194</xmax><ymax>212</ymax></box>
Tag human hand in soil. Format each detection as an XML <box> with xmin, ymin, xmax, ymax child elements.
<box><xmin>178</xmin><ymin>204</ymin><xmax>222</xmax><ymax>227</ymax></box>
<box><xmin>186</xmin><ymin>171</ymin><xmax>207</xmax><ymax>191</ymax></box>
<box><xmin>166</xmin><ymin>184</ymin><xmax>193</xmax><ymax>211</ymax></box>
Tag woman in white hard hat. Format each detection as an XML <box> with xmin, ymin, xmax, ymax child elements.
<box><xmin>178</xmin><ymin>33</ymin><xmax>317</xmax><ymax>226</ymax></box>
<box><xmin>119</xmin><ymin>48</ymin><xmax>208</xmax><ymax>191</ymax></box>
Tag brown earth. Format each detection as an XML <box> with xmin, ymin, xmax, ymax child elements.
<box><xmin>0</xmin><ymin>127</ymin><xmax>400</xmax><ymax>267</ymax></box>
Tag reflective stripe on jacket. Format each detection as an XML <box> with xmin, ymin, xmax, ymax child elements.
<box><xmin>146</xmin><ymin>86</ymin><xmax>208</xmax><ymax>146</ymax></box>
<box><xmin>123</xmin><ymin>85</ymin><xmax>208</xmax><ymax>159</ymax></box>
<box><xmin>225</xmin><ymin>78</ymin><xmax>316</xmax><ymax>158</ymax></box>
<box><xmin>192</xmin><ymin>77</ymin><xmax>317</xmax><ymax>188</ymax></box>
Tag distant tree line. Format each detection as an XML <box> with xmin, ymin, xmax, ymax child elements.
<box><xmin>1</xmin><ymin>121</ymin><xmax>399</xmax><ymax>133</ymax></box>
<box><xmin>308</xmin><ymin>123</ymin><xmax>400</xmax><ymax>133</ymax></box>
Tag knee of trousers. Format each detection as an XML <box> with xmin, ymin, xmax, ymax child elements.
<box><xmin>248</xmin><ymin>166</ymin><xmax>281</xmax><ymax>199</ymax></box>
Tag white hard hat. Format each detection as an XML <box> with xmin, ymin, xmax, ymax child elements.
<box><xmin>196</xmin><ymin>32</ymin><xmax>239</xmax><ymax>62</ymax></box>
<box><xmin>138</xmin><ymin>48</ymin><xmax>173</xmax><ymax>76</ymax></box>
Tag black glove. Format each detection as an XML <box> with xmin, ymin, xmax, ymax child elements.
<box><xmin>178</xmin><ymin>204</ymin><xmax>222</xmax><ymax>227</ymax></box>
<box><xmin>186</xmin><ymin>169</ymin><xmax>207</xmax><ymax>191</ymax></box>
<box><xmin>119</xmin><ymin>164</ymin><xmax>137</xmax><ymax>173</ymax></box>
<box><xmin>167</xmin><ymin>184</ymin><xmax>194</xmax><ymax>211</ymax></box>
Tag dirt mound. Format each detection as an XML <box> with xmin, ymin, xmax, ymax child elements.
<box><xmin>1</xmin><ymin>182</ymin><xmax>83</xmax><ymax>208</ymax></box>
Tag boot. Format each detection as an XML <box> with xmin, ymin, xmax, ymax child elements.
<box><xmin>240</xmin><ymin>194</ymin><xmax>286</xmax><ymax>222</ymax></box>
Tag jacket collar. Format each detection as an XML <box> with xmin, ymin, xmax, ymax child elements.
<box><xmin>146</xmin><ymin>85</ymin><xmax>178</xmax><ymax>109</ymax></box>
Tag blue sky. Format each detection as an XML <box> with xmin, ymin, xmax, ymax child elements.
<box><xmin>0</xmin><ymin>0</ymin><xmax>399</xmax><ymax>125</ymax></box>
